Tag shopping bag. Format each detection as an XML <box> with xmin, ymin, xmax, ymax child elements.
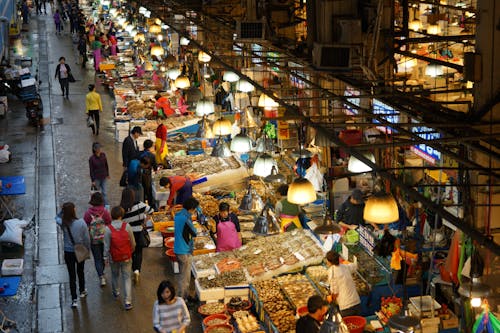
<box><xmin>119</xmin><ymin>170</ymin><xmax>128</xmax><ymax>187</ymax></box>
<box><xmin>87</xmin><ymin>116</ymin><xmax>95</xmax><ymax>128</ymax></box>
<box><xmin>68</xmin><ymin>73</ymin><xmax>76</xmax><ymax>83</ymax></box>
<box><xmin>74</xmin><ymin>244</ymin><xmax>90</xmax><ymax>263</ymax></box>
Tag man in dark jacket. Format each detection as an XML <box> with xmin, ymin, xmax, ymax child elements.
<box><xmin>296</xmin><ymin>295</ymin><xmax>329</xmax><ymax>333</ymax></box>
<box><xmin>122</xmin><ymin>126</ymin><xmax>142</xmax><ymax>169</ymax></box>
<box><xmin>336</xmin><ymin>188</ymin><xmax>365</xmax><ymax>230</ymax></box>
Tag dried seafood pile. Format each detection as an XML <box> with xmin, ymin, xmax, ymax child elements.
<box><xmin>168</xmin><ymin>155</ymin><xmax>240</xmax><ymax>176</ymax></box>
<box><xmin>253</xmin><ymin>280</ymin><xmax>296</xmax><ymax>333</ymax></box>
<box><xmin>277</xmin><ymin>274</ymin><xmax>318</xmax><ymax>309</ymax></box>
<box><xmin>197</xmin><ymin>269</ymin><xmax>247</xmax><ymax>289</ymax></box>
<box><xmin>192</xmin><ymin>193</ymin><xmax>238</xmax><ymax>217</ymax></box>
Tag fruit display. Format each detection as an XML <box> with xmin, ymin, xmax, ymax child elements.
<box><xmin>277</xmin><ymin>274</ymin><xmax>318</xmax><ymax>309</ymax></box>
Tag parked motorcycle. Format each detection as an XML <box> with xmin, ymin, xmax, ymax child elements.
<box><xmin>25</xmin><ymin>97</ymin><xmax>43</xmax><ymax>126</ymax></box>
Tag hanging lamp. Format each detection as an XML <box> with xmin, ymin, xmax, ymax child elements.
<box><xmin>211</xmin><ymin>137</ymin><xmax>232</xmax><ymax>157</ymax></box>
<box><xmin>363</xmin><ymin>192</ymin><xmax>399</xmax><ymax>224</ymax></box>
<box><xmin>239</xmin><ymin>186</ymin><xmax>264</xmax><ymax>212</ymax></box>
<box><xmin>198</xmin><ymin>51</ymin><xmax>211</xmax><ymax>63</ymax></box>
<box><xmin>236</xmin><ymin>79</ymin><xmax>255</xmax><ymax>93</ymax></box>
<box><xmin>253</xmin><ymin>153</ymin><xmax>277</xmax><ymax>177</ymax></box>
<box><xmin>149</xmin><ymin>24</ymin><xmax>162</xmax><ymax>34</ymax></box>
<box><xmin>425</xmin><ymin>63</ymin><xmax>444</xmax><ymax>77</ymax></box>
<box><xmin>196</xmin><ymin>116</ymin><xmax>214</xmax><ymax>139</ymax></box>
<box><xmin>230</xmin><ymin>133</ymin><xmax>253</xmax><ymax>153</ymax></box>
<box><xmin>150</xmin><ymin>45</ymin><xmax>164</xmax><ymax>57</ymax></box>
<box><xmin>223</xmin><ymin>71</ymin><xmax>239</xmax><ymax>82</ymax></box>
<box><xmin>144</xmin><ymin>61</ymin><xmax>154</xmax><ymax>71</ymax></box>
<box><xmin>253</xmin><ymin>203</ymin><xmax>280</xmax><ymax>235</ymax></box>
<box><xmin>347</xmin><ymin>152</ymin><xmax>376</xmax><ymax>173</ymax></box>
<box><xmin>196</xmin><ymin>98</ymin><xmax>215</xmax><ymax>116</ymax></box>
<box><xmin>264</xmin><ymin>165</ymin><xmax>286</xmax><ymax>184</ymax></box>
<box><xmin>387</xmin><ymin>312</ymin><xmax>420</xmax><ymax>332</ymax></box>
<box><xmin>314</xmin><ymin>214</ymin><xmax>341</xmax><ymax>235</ymax></box>
<box><xmin>212</xmin><ymin>117</ymin><xmax>232</xmax><ymax>136</ymax></box>
<box><xmin>288</xmin><ymin>178</ymin><xmax>317</xmax><ymax>205</ymax></box>
<box><xmin>180</xmin><ymin>36</ymin><xmax>190</xmax><ymax>46</ymax></box>
<box><xmin>258</xmin><ymin>93</ymin><xmax>279</xmax><ymax>108</ymax></box>
<box><xmin>459</xmin><ymin>278</ymin><xmax>491</xmax><ymax>307</ymax></box>
<box><xmin>166</xmin><ymin>68</ymin><xmax>181</xmax><ymax>80</ymax></box>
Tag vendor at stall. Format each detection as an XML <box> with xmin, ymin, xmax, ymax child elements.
<box><xmin>154</xmin><ymin>93</ymin><xmax>175</xmax><ymax>117</ymax></box>
<box><xmin>295</xmin><ymin>295</ymin><xmax>329</xmax><ymax>333</ymax></box>
<box><xmin>325</xmin><ymin>251</ymin><xmax>361</xmax><ymax>317</ymax></box>
<box><xmin>159</xmin><ymin>176</ymin><xmax>193</xmax><ymax>207</ymax></box>
<box><xmin>155</xmin><ymin>120</ymin><xmax>168</xmax><ymax>166</ymax></box>
<box><xmin>275</xmin><ymin>184</ymin><xmax>303</xmax><ymax>232</ymax></box>
<box><xmin>213</xmin><ymin>202</ymin><xmax>241</xmax><ymax>252</ymax></box>
<box><xmin>336</xmin><ymin>188</ymin><xmax>365</xmax><ymax>230</ymax></box>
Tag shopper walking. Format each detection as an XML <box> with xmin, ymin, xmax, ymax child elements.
<box><xmin>122</xmin><ymin>126</ymin><xmax>142</xmax><ymax>169</ymax></box>
<box><xmin>152</xmin><ymin>280</ymin><xmax>191</xmax><ymax>333</ymax></box>
<box><xmin>85</xmin><ymin>84</ymin><xmax>103</xmax><ymax>135</ymax></box>
<box><xmin>140</xmin><ymin>140</ymin><xmax>157</xmax><ymax>209</ymax></box>
<box><xmin>53</xmin><ymin>10</ymin><xmax>62</xmax><ymax>34</ymax></box>
<box><xmin>83</xmin><ymin>192</ymin><xmax>112</xmax><ymax>287</ymax></box>
<box><xmin>104</xmin><ymin>206</ymin><xmax>136</xmax><ymax>310</ymax></box>
<box><xmin>120</xmin><ymin>188</ymin><xmax>153</xmax><ymax>283</ymax></box>
<box><xmin>325</xmin><ymin>251</ymin><xmax>361</xmax><ymax>317</ymax></box>
<box><xmin>173</xmin><ymin>197</ymin><xmax>199</xmax><ymax>300</ymax></box>
<box><xmin>55</xmin><ymin>57</ymin><xmax>71</xmax><ymax>98</ymax></box>
<box><xmin>55</xmin><ymin>202</ymin><xmax>91</xmax><ymax>308</ymax></box>
<box><xmin>89</xmin><ymin>142</ymin><xmax>110</xmax><ymax>205</ymax></box>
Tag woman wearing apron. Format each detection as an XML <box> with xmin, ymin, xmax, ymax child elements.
<box><xmin>275</xmin><ymin>184</ymin><xmax>303</xmax><ymax>232</ymax></box>
<box><xmin>213</xmin><ymin>202</ymin><xmax>241</xmax><ymax>252</ymax></box>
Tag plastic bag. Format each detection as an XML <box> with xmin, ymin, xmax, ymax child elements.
<box><xmin>305</xmin><ymin>162</ymin><xmax>323</xmax><ymax>192</ymax></box>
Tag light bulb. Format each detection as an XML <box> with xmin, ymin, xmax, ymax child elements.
<box><xmin>471</xmin><ymin>297</ymin><xmax>482</xmax><ymax>307</ymax></box>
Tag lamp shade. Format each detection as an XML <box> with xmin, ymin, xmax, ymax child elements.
<box><xmin>198</xmin><ymin>51</ymin><xmax>211</xmax><ymax>63</ymax></box>
<box><xmin>409</xmin><ymin>19</ymin><xmax>422</xmax><ymax>31</ymax></box>
<box><xmin>348</xmin><ymin>153</ymin><xmax>375</xmax><ymax>173</ymax></box>
<box><xmin>174</xmin><ymin>75</ymin><xmax>190</xmax><ymax>89</ymax></box>
<box><xmin>223</xmin><ymin>71</ymin><xmax>239</xmax><ymax>82</ymax></box>
<box><xmin>166</xmin><ymin>68</ymin><xmax>181</xmax><ymax>80</ymax></box>
<box><xmin>427</xmin><ymin>24</ymin><xmax>441</xmax><ymax>35</ymax></box>
<box><xmin>230</xmin><ymin>133</ymin><xmax>253</xmax><ymax>153</ymax></box>
<box><xmin>144</xmin><ymin>61</ymin><xmax>154</xmax><ymax>71</ymax></box>
<box><xmin>258</xmin><ymin>93</ymin><xmax>279</xmax><ymax>108</ymax></box>
<box><xmin>212</xmin><ymin>117</ymin><xmax>232</xmax><ymax>136</ymax></box>
<box><xmin>134</xmin><ymin>32</ymin><xmax>145</xmax><ymax>42</ymax></box>
<box><xmin>426</xmin><ymin>63</ymin><xmax>444</xmax><ymax>77</ymax></box>
<box><xmin>288</xmin><ymin>178</ymin><xmax>317</xmax><ymax>205</ymax></box>
<box><xmin>211</xmin><ymin>138</ymin><xmax>232</xmax><ymax>158</ymax></box>
<box><xmin>195</xmin><ymin>98</ymin><xmax>215</xmax><ymax>116</ymax></box>
<box><xmin>149</xmin><ymin>24</ymin><xmax>162</xmax><ymax>34</ymax></box>
<box><xmin>363</xmin><ymin>193</ymin><xmax>399</xmax><ymax>224</ymax></box>
<box><xmin>150</xmin><ymin>45</ymin><xmax>164</xmax><ymax>57</ymax></box>
<box><xmin>253</xmin><ymin>153</ymin><xmax>277</xmax><ymax>177</ymax></box>
<box><xmin>236</xmin><ymin>79</ymin><xmax>255</xmax><ymax>92</ymax></box>
<box><xmin>458</xmin><ymin>278</ymin><xmax>491</xmax><ymax>299</ymax></box>
<box><xmin>180</xmin><ymin>36</ymin><xmax>190</xmax><ymax>46</ymax></box>
<box><xmin>239</xmin><ymin>187</ymin><xmax>264</xmax><ymax>212</ymax></box>
<box><xmin>314</xmin><ymin>215</ymin><xmax>341</xmax><ymax>235</ymax></box>
<box><xmin>264</xmin><ymin>165</ymin><xmax>286</xmax><ymax>184</ymax></box>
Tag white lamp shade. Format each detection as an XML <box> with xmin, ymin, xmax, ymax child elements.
<box><xmin>196</xmin><ymin>99</ymin><xmax>215</xmax><ymax>116</ymax></box>
<box><xmin>134</xmin><ymin>33</ymin><xmax>145</xmax><ymax>42</ymax></box>
<box><xmin>363</xmin><ymin>193</ymin><xmax>399</xmax><ymax>223</ymax></box>
<box><xmin>348</xmin><ymin>153</ymin><xmax>375</xmax><ymax>173</ymax></box>
<box><xmin>223</xmin><ymin>71</ymin><xmax>239</xmax><ymax>82</ymax></box>
<box><xmin>157</xmin><ymin>34</ymin><xmax>163</xmax><ymax>41</ymax></box>
<box><xmin>427</xmin><ymin>24</ymin><xmax>441</xmax><ymax>35</ymax></box>
<box><xmin>288</xmin><ymin>178</ymin><xmax>317</xmax><ymax>205</ymax></box>
<box><xmin>236</xmin><ymin>79</ymin><xmax>255</xmax><ymax>92</ymax></box>
<box><xmin>149</xmin><ymin>24</ymin><xmax>162</xmax><ymax>34</ymax></box>
<box><xmin>258</xmin><ymin>93</ymin><xmax>279</xmax><ymax>108</ymax></box>
<box><xmin>166</xmin><ymin>68</ymin><xmax>181</xmax><ymax>80</ymax></box>
<box><xmin>230</xmin><ymin>133</ymin><xmax>252</xmax><ymax>153</ymax></box>
<box><xmin>180</xmin><ymin>37</ymin><xmax>190</xmax><ymax>46</ymax></box>
<box><xmin>425</xmin><ymin>63</ymin><xmax>444</xmax><ymax>77</ymax></box>
<box><xmin>125</xmin><ymin>24</ymin><xmax>134</xmax><ymax>32</ymax></box>
<box><xmin>174</xmin><ymin>75</ymin><xmax>190</xmax><ymax>89</ymax></box>
<box><xmin>150</xmin><ymin>45</ymin><xmax>164</xmax><ymax>57</ymax></box>
<box><xmin>253</xmin><ymin>153</ymin><xmax>277</xmax><ymax>177</ymax></box>
<box><xmin>198</xmin><ymin>51</ymin><xmax>211</xmax><ymax>63</ymax></box>
<box><xmin>212</xmin><ymin>118</ymin><xmax>232</xmax><ymax>136</ymax></box>
<box><xmin>138</xmin><ymin>6</ymin><xmax>147</xmax><ymax>14</ymax></box>
<box><xmin>129</xmin><ymin>29</ymin><xmax>137</xmax><ymax>37</ymax></box>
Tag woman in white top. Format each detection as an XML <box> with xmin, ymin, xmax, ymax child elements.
<box><xmin>152</xmin><ymin>280</ymin><xmax>190</xmax><ymax>333</ymax></box>
<box><xmin>325</xmin><ymin>250</ymin><xmax>361</xmax><ymax>317</ymax></box>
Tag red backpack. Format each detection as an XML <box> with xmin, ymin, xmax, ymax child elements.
<box><xmin>109</xmin><ymin>222</ymin><xmax>132</xmax><ymax>262</ymax></box>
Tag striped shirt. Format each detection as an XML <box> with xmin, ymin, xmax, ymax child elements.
<box><xmin>122</xmin><ymin>201</ymin><xmax>154</xmax><ymax>232</ymax></box>
<box><xmin>152</xmin><ymin>298</ymin><xmax>190</xmax><ymax>332</ymax></box>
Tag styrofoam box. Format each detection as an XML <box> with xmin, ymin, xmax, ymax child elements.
<box><xmin>195</xmin><ymin>279</ymin><xmax>225</xmax><ymax>302</ymax></box>
<box><xmin>115</xmin><ymin>121</ymin><xmax>130</xmax><ymax>131</ymax></box>
<box><xmin>115</xmin><ymin>128</ymin><xmax>129</xmax><ymax>142</ymax></box>
<box><xmin>225</xmin><ymin>284</ymin><xmax>250</xmax><ymax>298</ymax></box>
<box><xmin>148</xmin><ymin>231</ymin><xmax>163</xmax><ymax>248</ymax></box>
<box><xmin>1</xmin><ymin>258</ymin><xmax>24</xmax><ymax>275</ymax></box>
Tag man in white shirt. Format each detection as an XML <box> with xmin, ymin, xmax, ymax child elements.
<box><xmin>326</xmin><ymin>251</ymin><xmax>362</xmax><ymax>317</ymax></box>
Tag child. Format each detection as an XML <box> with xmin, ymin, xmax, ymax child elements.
<box><xmin>152</xmin><ymin>280</ymin><xmax>191</xmax><ymax>333</ymax></box>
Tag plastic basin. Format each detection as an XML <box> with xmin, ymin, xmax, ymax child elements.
<box><xmin>343</xmin><ymin>316</ymin><xmax>367</xmax><ymax>333</ymax></box>
<box><xmin>204</xmin><ymin>323</ymin><xmax>233</xmax><ymax>333</ymax></box>
<box><xmin>203</xmin><ymin>313</ymin><xmax>230</xmax><ymax>327</ymax></box>
<box><xmin>165</xmin><ymin>248</ymin><xmax>177</xmax><ymax>262</ymax></box>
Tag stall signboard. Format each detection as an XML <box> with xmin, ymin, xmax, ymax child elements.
<box><xmin>343</xmin><ymin>86</ymin><xmax>361</xmax><ymax>115</ymax></box>
<box><xmin>410</xmin><ymin>121</ymin><xmax>442</xmax><ymax>165</ymax></box>
<box><xmin>288</xmin><ymin>62</ymin><xmax>307</xmax><ymax>89</ymax></box>
<box><xmin>372</xmin><ymin>99</ymin><xmax>399</xmax><ymax>134</ymax></box>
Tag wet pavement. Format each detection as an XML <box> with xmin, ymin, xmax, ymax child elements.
<box><xmin>1</xmin><ymin>10</ymin><xmax>203</xmax><ymax>333</ymax></box>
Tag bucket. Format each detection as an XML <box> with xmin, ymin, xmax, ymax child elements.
<box><xmin>343</xmin><ymin>316</ymin><xmax>366</xmax><ymax>333</ymax></box>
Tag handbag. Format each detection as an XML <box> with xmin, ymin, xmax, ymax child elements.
<box><xmin>65</xmin><ymin>224</ymin><xmax>90</xmax><ymax>263</ymax></box>
<box><xmin>141</xmin><ymin>227</ymin><xmax>151</xmax><ymax>248</ymax></box>
<box><xmin>68</xmin><ymin>73</ymin><xmax>76</xmax><ymax>82</ymax></box>
<box><xmin>119</xmin><ymin>170</ymin><xmax>128</xmax><ymax>187</ymax></box>
<box><xmin>87</xmin><ymin>116</ymin><xmax>95</xmax><ymax>128</ymax></box>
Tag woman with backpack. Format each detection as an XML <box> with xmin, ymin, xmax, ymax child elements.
<box><xmin>83</xmin><ymin>192</ymin><xmax>112</xmax><ymax>287</ymax></box>
<box><xmin>120</xmin><ymin>188</ymin><xmax>154</xmax><ymax>284</ymax></box>
<box><xmin>55</xmin><ymin>202</ymin><xmax>91</xmax><ymax>308</ymax></box>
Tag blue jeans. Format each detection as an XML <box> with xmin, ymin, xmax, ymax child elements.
<box><xmin>110</xmin><ymin>260</ymin><xmax>132</xmax><ymax>304</ymax></box>
<box><xmin>94</xmin><ymin>178</ymin><xmax>108</xmax><ymax>205</ymax></box>
<box><xmin>90</xmin><ymin>243</ymin><xmax>105</xmax><ymax>278</ymax></box>
<box><xmin>176</xmin><ymin>254</ymin><xmax>193</xmax><ymax>299</ymax></box>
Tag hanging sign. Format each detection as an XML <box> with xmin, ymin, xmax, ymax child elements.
<box><xmin>343</xmin><ymin>86</ymin><xmax>361</xmax><ymax>115</ymax></box>
<box><xmin>372</xmin><ymin>99</ymin><xmax>399</xmax><ymax>134</ymax></box>
<box><xmin>410</xmin><ymin>121</ymin><xmax>442</xmax><ymax>165</ymax></box>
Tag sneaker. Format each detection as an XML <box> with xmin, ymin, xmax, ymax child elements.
<box><xmin>133</xmin><ymin>270</ymin><xmax>140</xmax><ymax>284</ymax></box>
<box><xmin>124</xmin><ymin>303</ymin><xmax>133</xmax><ymax>311</ymax></box>
<box><xmin>100</xmin><ymin>276</ymin><xmax>106</xmax><ymax>287</ymax></box>
<box><xmin>80</xmin><ymin>290</ymin><xmax>88</xmax><ymax>298</ymax></box>
<box><xmin>71</xmin><ymin>299</ymin><xmax>78</xmax><ymax>308</ymax></box>
<box><xmin>112</xmin><ymin>291</ymin><xmax>120</xmax><ymax>300</ymax></box>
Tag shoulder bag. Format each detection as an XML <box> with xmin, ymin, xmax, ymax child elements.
<box><xmin>65</xmin><ymin>223</ymin><xmax>90</xmax><ymax>263</ymax></box>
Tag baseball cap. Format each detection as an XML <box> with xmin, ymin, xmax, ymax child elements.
<box><xmin>351</xmin><ymin>189</ymin><xmax>364</xmax><ymax>201</ymax></box>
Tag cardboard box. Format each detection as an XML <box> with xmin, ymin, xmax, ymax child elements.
<box><xmin>441</xmin><ymin>315</ymin><xmax>459</xmax><ymax>329</ymax></box>
<box><xmin>1</xmin><ymin>259</ymin><xmax>24</xmax><ymax>275</ymax></box>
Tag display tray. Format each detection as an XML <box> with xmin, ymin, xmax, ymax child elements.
<box><xmin>409</xmin><ymin>296</ymin><xmax>441</xmax><ymax>312</ymax></box>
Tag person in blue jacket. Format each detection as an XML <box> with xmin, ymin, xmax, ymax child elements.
<box><xmin>173</xmin><ymin>197</ymin><xmax>199</xmax><ymax>301</ymax></box>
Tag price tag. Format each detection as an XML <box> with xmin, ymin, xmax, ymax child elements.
<box><xmin>253</xmin><ymin>249</ymin><xmax>262</xmax><ymax>255</ymax></box>
<box><xmin>291</xmin><ymin>230</ymin><xmax>298</xmax><ymax>236</ymax></box>
<box><xmin>207</xmin><ymin>275</ymin><xmax>216</xmax><ymax>280</ymax></box>
<box><xmin>342</xmin><ymin>243</ymin><xmax>349</xmax><ymax>261</ymax></box>
<box><xmin>294</xmin><ymin>252</ymin><xmax>305</xmax><ymax>261</ymax></box>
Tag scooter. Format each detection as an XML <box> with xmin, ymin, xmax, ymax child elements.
<box><xmin>25</xmin><ymin>97</ymin><xmax>43</xmax><ymax>126</ymax></box>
